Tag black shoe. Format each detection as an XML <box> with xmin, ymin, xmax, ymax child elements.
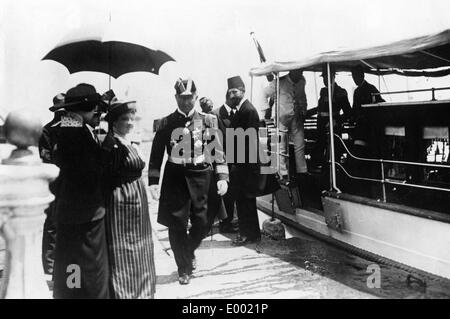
<box><xmin>219</xmin><ymin>223</ymin><xmax>238</xmax><ymax>234</ymax></box>
<box><xmin>178</xmin><ymin>274</ymin><xmax>190</xmax><ymax>285</ymax></box>
<box><xmin>231</xmin><ymin>235</ymin><xmax>261</xmax><ymax>246</ymax></box>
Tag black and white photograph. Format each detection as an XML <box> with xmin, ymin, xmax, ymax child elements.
<box><xmin>0</xmin><ymin>0</ymin><xmax>450</xmax><ymax>304</ymax></box>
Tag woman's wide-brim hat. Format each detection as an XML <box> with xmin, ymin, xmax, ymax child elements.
<box><xmin>53</xmin><ymin>83</ymin><xmax>106</xmax><ymax>111</ymax></box>
<box><xmin>104</xmin><ymin>99</ymin><xmax>137</xmax><ymax>122</ymax></box>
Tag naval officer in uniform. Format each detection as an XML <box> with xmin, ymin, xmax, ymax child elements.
<box><xmin>148</xmin><ymin>78</ymin><xmax>229</xmax><ymax>285</ymax></box>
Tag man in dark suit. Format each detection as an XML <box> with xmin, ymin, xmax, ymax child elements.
<box><xmin>52</xmin><ymin>83</ymin><xmax>110</xmax><ymax>299</ymax></box>
<box><xmin>351</xmin><ymin>65</ymin><xmax>385</xmax><ymax>155</ymax></box>
<box><xmin>148</xmin><ymin>78</ymin><xmax>229</xmax><ymax>285</ymax></box>
<box><xmin>350</xmin><ymin>66</ymin><xmax>385</xmax><ymax>197</ymax></box>
<box><xmin>314</xmin><ymin>67</ymin><xmax>353</xmax><ymax>167</ymax></box>
<box><xmin>226</xmin><ymin>76</ymin><xmax>262</xmax><ymax>246</ymax></box>
<box><xmin>38</xmin><ymin>93</ymin><xmax>65</xmax><ymax>277</ymax></box>
<box><xmin>210</xmin><ymin>92</ymin><xmax>239</xmax><ymax>233</ymax></box>
<box><xmin>351</xmin><ymin>65</ymin><xmax>385</xmax><ymax>111</ymax></box>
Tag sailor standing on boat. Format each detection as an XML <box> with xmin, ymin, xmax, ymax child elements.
<box><xmin>351</xmin><ymin>65</ymin><xmax>385</xmax><ymax>156</ymax></box>
<box><xmin>314</xmin><ymin>66</ymin><xmax>352</xmax><ymax>167</ymax></box>
<box><xmin>148</xmin><ymin>78</ymin><xmax>229</xmax><ymax>285</ymax></box>
<box><xmin>261</xmin><ymin>69</ymin><xmax>308</xmax><ymax>183</ymax></box>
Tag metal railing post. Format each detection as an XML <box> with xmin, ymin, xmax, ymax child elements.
<box><xmin>380</xmin><ymin>159</ymin><xmax>387</xmax><ymax>202</ymax></box>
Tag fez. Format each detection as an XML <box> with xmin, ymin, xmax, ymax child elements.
<box><xmin>227</xmin><ymin>76</ymin><xmax>245</xmax><ymax>90</ymax></box>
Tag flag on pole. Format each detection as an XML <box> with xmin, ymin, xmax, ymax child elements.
<box><xmin>250</xmin><ymin>32</ymin><xmax>267</xmax><ymax>63</ymax></box>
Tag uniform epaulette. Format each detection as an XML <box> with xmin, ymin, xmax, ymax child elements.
<box><xmin>155</xmin><ymin>116</ymin><xmax>169</xmax><ymax>132</ymax></box>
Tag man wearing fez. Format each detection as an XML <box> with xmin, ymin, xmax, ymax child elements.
<box><xmin>226</xmin><ymin>75</ymin><xmax>263</xmax><ymax>246</ymax></box>
<box><xmin>38</xmin><ymin>93</ymin><xmax>65</xmax><ymax>277</ymax></box>
<box><xmin>52</xmin><ymin>83</ymin><xmax>109</xmax><ymax>299</ymax></box>
<box><xmin>148</xmin><ymin>78</ymin><xmax>229</xmax><ymax>285</ymax></box>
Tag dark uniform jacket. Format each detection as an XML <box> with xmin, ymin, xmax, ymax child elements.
<box><xmin>352</xmin><ymin>81</ymin><xmax>385</xmax><ymax>150</ymax></box>
<box><xmin>148</xmin><ymin>109</ymin><xmax>229</xmax><ymax>229</ymax></box>
<box><xmin>53</xmin><ymin>114</ymin><xmax>106</xmax><ymax>224</ymax></box>
<box><xmin>353</xmin><ymin>80</ymin><xmax>385</xmax><ymax>111</ymax></box>
<box><xmin>318</xmin><ymin>84</ymin><xmax>352</xmax><ymax>120</ymax></box>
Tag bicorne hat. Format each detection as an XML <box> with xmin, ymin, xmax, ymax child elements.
<box><xmin>174</xmin><ymin>78</ymin><xmax>197</xmax><ymax>96</ymax></box>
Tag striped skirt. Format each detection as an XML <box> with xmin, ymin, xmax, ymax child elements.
<box><xmin>105</xmin><ymin>178</ymin><xmax>156</xmax><ymax>299</ymax></box>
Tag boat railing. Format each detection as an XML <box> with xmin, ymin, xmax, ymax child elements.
<box><xmin>333</xmin><ymin>134</ymin><xmax>450</xmax><ymax>203</ymax></box>
<box><xmin>372</xmin><ymin>86</ymin><xmax>450</xmax><ymax>101</ymax></box>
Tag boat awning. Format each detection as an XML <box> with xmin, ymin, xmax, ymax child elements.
<box><xmin>249</xmin><ymin>29</ymin><xmax>450</xmax><ymax>77</ymax></box>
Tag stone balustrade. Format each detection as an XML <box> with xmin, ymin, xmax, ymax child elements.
<box><xmin>0</xmin><ymin>111</ymin><xmax>58</xmax><ymax>299</ymax></box>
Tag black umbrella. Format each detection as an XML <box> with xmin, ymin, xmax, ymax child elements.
<box><xmin>42</xmin><ymin>39</ymin><xmax>175</xmax><ymax>79</ymax></box>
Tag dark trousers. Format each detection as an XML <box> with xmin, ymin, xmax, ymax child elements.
<box><xmin>314</xmin><ymin>117</ymin><xmax>343</xmax><ymax>167</ymax></box>
<box><xmin>169</xmin><ymin>225</ymin><xmax>204</xmax><ymax>276</ymax></box>
<box><xmin>236</xmin><ymin>192</ymin><xmax>260</xmax><ymax>239</ymax></box>
<box><xmin>42</xmin><ymin>203</ymin><xmax>57</xmax><ymax>276</ymax></box>
<box><xmin>220</xmin><ymin>189</ymin><xmax>236</xmax><ymax>226</ymax></box>
<box><xmin>53</xmin><ymin>218</ymin><xmax>110</xmax><ymax>299</ymax></box>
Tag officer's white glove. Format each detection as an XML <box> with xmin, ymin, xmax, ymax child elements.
<box><xmin>217</xmin><ymin>180</ymin><xmax>228</xmax><ymax>196</ymax></box>
<box><xmin>149</xmin><ymin>185</ymin><xmax>160</xmax><ymax>201</ymax></box>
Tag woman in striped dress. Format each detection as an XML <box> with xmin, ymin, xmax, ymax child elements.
<box><xmin>103</xmin><ymin>100</ymin><xmax>156</xmax><ymax>299</ymax></box>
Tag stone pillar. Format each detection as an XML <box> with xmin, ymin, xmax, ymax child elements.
<box><xmin>0</xmin><ymin>111</ymin><xmax>59</xmax><ymax>299</ymax></box>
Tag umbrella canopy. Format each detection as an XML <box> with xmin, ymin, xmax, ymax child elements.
<box><xmin>249</xmin><ymin>29</ymin><xmax>450</xmax><ymax>77</ymax></box>
<box><xmin>42</xmin><ymin>25</ymin><xmax>175</xmax><ymax>78</ymax></box>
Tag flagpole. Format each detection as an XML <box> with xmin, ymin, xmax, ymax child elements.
<box><xmin>108</xmin><ymin>11</ymin><xmax>112</xmax><ymax>91</ymax></box>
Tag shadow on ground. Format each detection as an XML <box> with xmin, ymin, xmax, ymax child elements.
<box><xmin>197</xmin><ymin>224</ymin><xmax>450</xmax><ymax>299</ymax></box>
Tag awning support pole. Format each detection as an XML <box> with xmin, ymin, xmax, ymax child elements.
<box><xmin>326</xmin><ymin>62</ymin><xmax>340</xmax><ymax>192</ymax></box>
<box><xmin>276</xmin><ymin>73</ymin><xmax>281</xmax><ymax>175</ymax></box>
